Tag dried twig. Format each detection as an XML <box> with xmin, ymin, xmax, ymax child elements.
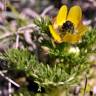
<box><xmin>41</xmin><ymin>5</ymin><xmax>54</xmax><ymax>17</ymax></box>
<box><xmin>22</xmin><ymin>8</ymin><xmax>40</xmax><ymax>18</ymax></box>
<box><xmin>3</xmin><ymin>12</ymin><xmax>25</xmax><ymax>20</ymax></box>
<box><xmin>0</xmin><ymin>23</ymin><xmax>37</xmax><ymax>40</ymax></box>
<box><xmin>8</xmin><ymin>82</ymin><xmax>12</xmax><ymax>96</ymax></box>
<box><xmin>15</xmin><ymin>32</ymin><xmax>19</xmax><ymax>49</ymax></box>
<box><xmin>0</xmin><ymin>32</ymin><xmax>15</xmax><ymax>40</ymax></box>
<box><xmin>0</xmin><ymin>25</ymin><xmax>10</xmax><ymax>32</ymax></box>
<box><xmin>0</xmin><ymin>71</ymin><xmax>20</xmax><ymax>88</ymax></box>
<box><xmin>17</xmin><ymin>23</ymin><xmax>37</xmax><ymax>33</ymax></box>
<box><xmin>83</xmin><ymin>75</ymin><xmax>87</xmax><ymax>96</ymax></box>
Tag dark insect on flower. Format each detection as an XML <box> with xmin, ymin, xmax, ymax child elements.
<box><xmin>62</xmin><ymin>21</ymin><xmax>74</xmax><ymax>34</ymax></box>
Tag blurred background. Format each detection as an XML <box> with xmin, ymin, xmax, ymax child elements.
<box><xmin>0</xmin><ymin>0</ymin><xmax>96</xmax><ymax>27</ymax></box>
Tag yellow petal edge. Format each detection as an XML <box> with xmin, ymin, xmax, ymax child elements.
<box><xmin>49</xmin><ymin>25</ymin><xmax>62</xmax><ymax>43</ymax></box>
<box><xmin>56</xmin><ymin>5</ymin><xmax>67</xmax><ymax>26</ymax></box>
<box><xmin>67</xmin><ymin>5</ymin><xmax>82</xmax><ymax>28</ymax></box>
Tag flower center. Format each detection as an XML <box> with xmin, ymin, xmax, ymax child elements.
<box><xmin>61</xmin><ymin>21</ymin><xmax>74</xmax><ymax>33</ymax></box>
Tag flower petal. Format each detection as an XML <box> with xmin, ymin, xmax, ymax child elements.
<box><xmin>56</xmin><ymin>5</ymin><xmax>67</xmax><ymax>26</ymax></box>
<box><xmin>49</xmin><ymin>25</ymin><xmax>62</xmax><ymax>43</ymax></box>
<box><xmin>67</xmin><ymin>6</ymin><xmax>82</xmax><ymax>28</ymax></box>
<box><xmin>77</xmin><ymin>23</ymin><xmax>88</xmax><ymax>36</ymax></box>
<box><xmin>63</xmin><ymin>33</ymin><xmax>81</xmax><ymax>44</ymax></box>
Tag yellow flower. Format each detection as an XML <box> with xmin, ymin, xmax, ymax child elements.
<box><xmin>49</xmin><ymin>5</ymin><xmax>88</xmax><ymax>44</ymax></box>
